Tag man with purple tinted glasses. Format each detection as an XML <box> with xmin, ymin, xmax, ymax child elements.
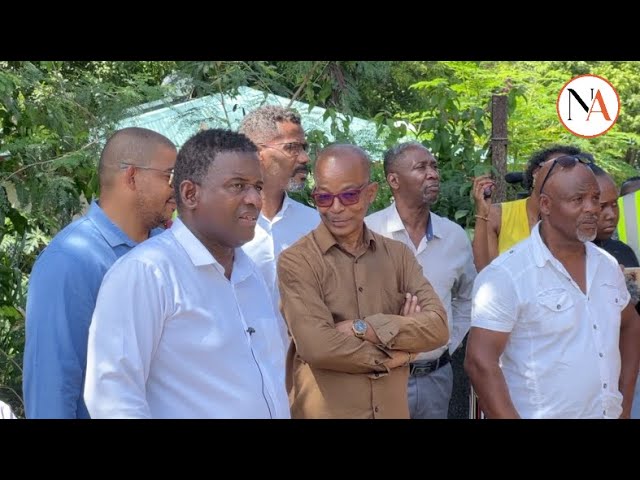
<box><xmin>277</xmin><ymin>144</ymin><xmax>448</xmax><ymax>418</ymax></box>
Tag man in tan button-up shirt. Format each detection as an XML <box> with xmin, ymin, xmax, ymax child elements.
<box><xmin>277</xmin><ymin>144</ymin><xmax>448</xmax><ymax>419</ymax></box>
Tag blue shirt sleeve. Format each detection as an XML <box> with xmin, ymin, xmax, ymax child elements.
<box><xmin>23</xmin><ymin>249</ymin><xmax>103</xmax><ymax>418</ymax></box>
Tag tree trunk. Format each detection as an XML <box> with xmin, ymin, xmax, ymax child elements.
<box><xmin>491</xmin><ymin>95</ymin><xmax>508</xmax><ymax>203</ymax></box>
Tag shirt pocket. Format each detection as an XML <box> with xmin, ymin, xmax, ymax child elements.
<box><xmin>535</xmin><ymin>288</ymin><xmax>575</xmax><ymax>334</ymax></box>
<box><xmin>599</xmin><ymin>283</ymin><xmax>625</xmax><ymax>311</ymax></box>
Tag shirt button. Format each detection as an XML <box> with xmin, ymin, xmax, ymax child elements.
<box><xmin>615</xmin><ymin>298</ymin><xmax>619</xmax><ymax>304</ymax></box>
<box><xmin>599</xmin><ymin>352</ymin><xmax>604</xmax><ymax>358</ymax></box>
<box><xmin>593</xmin><ymin>324</ymin><xmax>597</xmax><ymax>329</ymax></box>
<box><xmin>358</xmin><ymin>286</ymin><xmax>364</xmax><ymax>292</ymax></box>
<box><xmin>603</xmin><ymin>410</ymin><xmax>606</xmax><ymax>415</ymax></box>
<box><xmin>556</xmin><ymin>304</ymin><xmax>561</xmax><ymax>310</ymax></box>
<box><xmin>603</xmin><ymin>383</ymin><xmax>607</xmax><ymax>388</ymax></box>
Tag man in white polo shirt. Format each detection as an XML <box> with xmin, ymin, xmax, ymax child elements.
<box><xmin>465</xmin><ymin>156</ymin><xmax>640</xmax><ymax>419</ymax></box>
<box><xmin>366</xmin><ymin>142</ymin><xmax>476</xmax><ymax>419</ymax></box>
<box><xmin>84</xmin><ymin>129</ymin><xmax>290</xmax><ymax>419</ymax></box>
<box><xmin>240</xmin><ymin>106</ymin><xmax>320</xmax><ymax>348</ymax></box>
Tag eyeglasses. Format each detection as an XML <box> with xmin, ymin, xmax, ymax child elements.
<box><xmin>258</xmin><ymin>142</ymin><xmax>309</xmax><ymax>158</ymax></box>
<box><xmin>121</xmin><ymin>162</ymin><xmax>174</xmax><ymax>186</ymax></box>
<box><xmin>538</xmin><ymin>155</ymin><xmax>592</xmax><ymax>196</ymax></box>
<box><xmin>311</xmin><ymin>184</ymin><xmax>369</xmax><ymax>208</ymax></box>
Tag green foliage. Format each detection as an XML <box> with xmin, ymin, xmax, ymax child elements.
<box><xmin>0</xmin><ymin>61</ymin><xmax>173</xmax><ymax>416</ymax></box>
<box><xmin>2</xmin><ymin>60</ymin><xmax>640</xmax><ymax>417</ymax></box>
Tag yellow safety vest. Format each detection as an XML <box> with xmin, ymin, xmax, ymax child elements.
<box><xmin>617</xmin><ymin>190</ymin><xmax>640</xmax><ymax>260</ymax></box>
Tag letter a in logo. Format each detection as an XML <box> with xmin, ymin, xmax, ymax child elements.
<box><xmin>557</xmin><ymin>74</ymin><xmax>620</xmax><ymax>138</ymax></box>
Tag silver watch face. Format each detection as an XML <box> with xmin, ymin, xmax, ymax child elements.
<box><xmin>354</xmin><ymin>319</ymin><xmax>367</xmax><ymax>333</ymax></box>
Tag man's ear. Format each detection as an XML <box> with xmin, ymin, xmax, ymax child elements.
<box><xmin>180</xmin><ymin>180</ymin><xmax>199</xmax><ymax>210</ymax></box>
<box><xmin>123</xmin><ymin>165</ymin><xmax>137</xmax><ymax>190</ymax></box>
<box><xmin>256</xmin><ymin>146</ymin><xmax>269</xmax><ymax>168</ymax></box>
<box><xmin>366</xmin><ymin>181</ymin><xmax>379</xmax><ymax>204</ymax></box>
<box><xmin>539</xmin><ymin>193</ymin><xmax>551</xmax><ymax>217</ymax></box>
<box><xmin>387</xmin><ymin>172</ymin><xmax>400</xmax><ymax>191</ymax></box>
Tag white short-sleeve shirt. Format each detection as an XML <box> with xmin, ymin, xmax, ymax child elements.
<box><xmin>472</xmin><ymin>222</ymin><xmax>629</xmax><ymax>419</ymax></box>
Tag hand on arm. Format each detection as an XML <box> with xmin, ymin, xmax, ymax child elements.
<box><xmin>278</xmin><ymin>250</ymin><xmax>392</xmax><ymax>374</ymax></box>
<box><xmin>335</xmin><ymin>292</ymin><xmax>421</xmax><ymax>369</ymax></box>
<box><xmin>364</xmin><ymin>246</ymin><xmax>448</xmax><ymax>353</ymax></box>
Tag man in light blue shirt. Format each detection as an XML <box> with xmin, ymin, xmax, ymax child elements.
<box><xmin>23</xmin><ymin>127</ymin><xmax>177</xmax><ymax>418</ymax></box>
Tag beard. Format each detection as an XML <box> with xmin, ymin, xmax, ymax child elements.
<box><xmin>286</xmin><ymin>167</ymin><xmax>309</xmax><ymax>192</ymax></box>
<box><xmin>286</xmin><ymin>177</ymin><xmax>305</xmax><ymax>192</ymax></box>
<box><xmin>577</xmin><ymin>227</ymin><xmax>597</xmax><ymax>243</ymax></box>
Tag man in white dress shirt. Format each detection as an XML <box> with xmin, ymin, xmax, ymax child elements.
<box><xmin>240</xmin><ymin>106</ymin><xmax>320</xmax><ymax>348</ymax></box>
<box><xmin>366</xmin><ymin>142</ymin><xmax>476</xmax><ymax>419</ymax></box>
<box><xmin>465</xmin><ymin>156</ymin><xmax>640</xmax><ymax>418</ymax></box>
<box><xmin>84</xmin><ymin>129</ymin><xmax>290</xmax><ymax>419</ymax></box>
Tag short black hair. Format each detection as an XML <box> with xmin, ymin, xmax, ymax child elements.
<box><xmin>173</xmin><ymin>129</ymin><xmax>257</xmax><ymax>209</ymax></box>
<box><xmin>525</xmin><ymin>145</ymin><xmax>594</xmax><ymax>190</ymax></box>
<box><xmin>382</xmin><ymin>141</ymin><xmax>428</xmax><ymax>177</ymax></box>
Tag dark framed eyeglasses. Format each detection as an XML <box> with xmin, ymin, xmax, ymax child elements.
<box><xmin>538</xmin><ymin>155</ymin><xmax>592</xmax><ymax>196</ymax></box>
<box><xmin>258</xmin><ymin>142</ymin><xmax>309</xmax><ymax>158</ymax></box>
<box><xmin>121</xmin><ymin>162</ymin><xmax>174</xmax><ymax>186</ymax></box>
<box><xmin>311</xmin><ymin>184</ymin><xmax>369</xmax><ymax>208</ymax></box>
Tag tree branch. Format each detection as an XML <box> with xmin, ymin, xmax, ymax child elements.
<box><xmin>1</xmin><ymin>140</ymin><xmax>98</xmax><ymax>183</ymax></box>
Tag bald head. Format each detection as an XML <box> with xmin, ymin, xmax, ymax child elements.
<box><xmin>314</xmin><ymin>144</ymin><xmax>371</xmax><ymax>184</ymax></box>
<box><xmin>99</xmin><ymin>127</ymin><xmax>176</xmax><ymax>189</ymax></box>
<box><xmin>538</xmin><ymin>159</ymin><xmax>600</xmax><ymax>244</ymax></box>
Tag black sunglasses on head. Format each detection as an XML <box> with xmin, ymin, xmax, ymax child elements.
<box><xmin>538</xmin><ymin>155</ymin><xmax>592</xmax><ymax>195</ymax></box>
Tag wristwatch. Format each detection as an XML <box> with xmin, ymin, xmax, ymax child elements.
<box><xmin>352</xmin><ymin>319</ymin><xmax>368</xmax><ymax>339</ymax></box>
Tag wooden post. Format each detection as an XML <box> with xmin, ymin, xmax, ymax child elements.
<box><xmin>491</xmin><ymin>95</ymin><xmax>508</xmax><ymax>203</ymax></box>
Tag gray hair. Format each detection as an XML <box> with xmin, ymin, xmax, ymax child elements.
<box><xmin>383</xmin><ymin>141</ymin><xmax>428</xmax><ymax>176</ymax></box>
<box><xmin>238</xmin><ymin>105</ymin><xmax>302</xmax><ymax>144</ymax></box>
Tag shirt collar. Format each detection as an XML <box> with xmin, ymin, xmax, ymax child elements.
<box><xmin>387</xmin><ymin>202</ymin><xmax>441</xmax><ymax>241</ymax></box>
<box><xmin>531</xmin><ymin>221</ymin><xmax>600</xmax><ymax>268</ymax></box>
<box><xmin>88</xmin><ymin>200</ymin><xmax>138</xmax><ymax>248</ymax></box>
<box><xmin>171</xmin><ymin>217</ymin><xmax>253</xmax><ymax>281</ymax></box>
<box><xmin>313</xmin><ymin>220</ymin><xmax>376</xmax><ymax>255</ymax></box>
<box><xmin>259</xmin><ymin>193</ymin><xmax>295</xmax><ymax>225</ymax></box>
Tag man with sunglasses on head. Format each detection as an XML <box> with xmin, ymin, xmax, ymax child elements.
<box><xmin>277</xmin><ymin>144</ymin><xmax>448</xmax><ymax>418</ymax></box>
<box><xmin>365</xmin><ymin>142</ymin><xmax>477</xmax><ymax>419</ymax></box>
<box><xmin>466</xmin><ymin>156</ymin><xmax>640</xmax><ymax>418</ymax></box>
<box><xmin>24</xmin><ymin>127</ymin><xmax>177</xmax><ymax>418</ymax></box>
<box><xmin>239</xmin><ymin>106</ymin><xmax>320</xmax><ymax>350</ymax></box>
<box><xmin>472</xmin><ymin>145</ymin><xmax>594</xmax><ymax>272</ymax></box>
